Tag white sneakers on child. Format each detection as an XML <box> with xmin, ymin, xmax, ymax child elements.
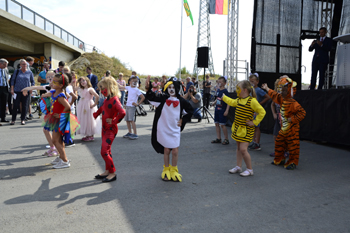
<box><xmin>51</xmin><ymin>157</ymin><xmax>60</xmax><ymax>165</ymax></box>
<box><xmin>240</xmin><ymin>169</ymin><xmax>254</xmax><ymax>177</ymax></box>
<box><xmin>52</xmin><ymin>158</ymin><xmax>70</xmax><ymax>169</ymax></box>
<box><xmin>229</xmin><ymin>166</ymin><xmax>242</xmax><ymax>174</ymax></box>
<box><xmin>229</xmin><ymin>166</ymin><xmax>254</xmax><ymax>177</ymax></box>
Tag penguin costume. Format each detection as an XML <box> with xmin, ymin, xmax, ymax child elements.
<box><xmin>145</xmin><ymin>76</ymin><xmax>193</xmax><ymax>182</ymax></box>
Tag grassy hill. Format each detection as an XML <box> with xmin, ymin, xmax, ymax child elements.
<box><xmin>67</xmin><ymin>52</ymin><xmax>132</xmax><ymax>80</ymax></box>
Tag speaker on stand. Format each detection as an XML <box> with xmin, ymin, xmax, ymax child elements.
<box><xmin>195</xmin><ymin>47</ymin><xmax>214</xmax><ymax>123</ymax></box>
<box><xmin>197</xmin><ymin>47</ymin><xmax>209</xmax><ymax>68</ymax></box>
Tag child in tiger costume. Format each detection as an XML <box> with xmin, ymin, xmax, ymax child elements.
<box><xmin>261</xmin><ymin>76</ymin><xmax>306</xmax><ymax>170</ymax></box>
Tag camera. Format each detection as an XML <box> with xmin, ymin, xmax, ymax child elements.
<box><xmin>189</xmin><ymin>89</ymin><xmax>194</xmax><ymax>93</ymax></box>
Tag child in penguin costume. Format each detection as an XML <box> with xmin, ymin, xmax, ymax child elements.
<box><xmin>145</xmin><ymin>75</ymin><xmax>193</xmax><ymax>182</ymax></box>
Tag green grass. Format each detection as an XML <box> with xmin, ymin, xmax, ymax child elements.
<box><xmin>70</xmin><ymin>52</ymin><xmax>132</xmax><ymax>80</ymax></box>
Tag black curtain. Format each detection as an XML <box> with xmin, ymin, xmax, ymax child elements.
<box><xmin>227</xmin><ymin>90</ymin><xmax>350</xmax><ymax>146</ymax></box>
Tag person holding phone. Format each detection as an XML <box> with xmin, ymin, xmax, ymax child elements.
<box><xmin>309</xmin><ymin>27</ymin><xmax>332</xmax><ymax>90</ymax></box>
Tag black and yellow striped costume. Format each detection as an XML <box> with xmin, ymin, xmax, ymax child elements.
<box><xmin>223</xmin><ymin>96</ymin><xmax>266</xmax><ymax>142</ymax></box>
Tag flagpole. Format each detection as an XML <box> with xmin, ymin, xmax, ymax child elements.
<box><xmin>179</xmin><ymin>0</ymin><xmax>183</xmax><ymax>80</ymax></box>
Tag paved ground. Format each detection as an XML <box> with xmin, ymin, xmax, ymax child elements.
<box><xmin>0</xmin><ymin>108</ymin><xmax>349</xmax><ymax>233</ymax></box>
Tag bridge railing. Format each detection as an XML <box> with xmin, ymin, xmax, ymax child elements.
<box><xmin>0</xmin><ymin>0</ymin><xmax>85</xmax><ymax>51</ymax></box>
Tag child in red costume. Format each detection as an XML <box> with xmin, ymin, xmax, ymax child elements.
<box><xmin>93</xmin><ymin>77</ymin><xmax>126</xmax><ymax>182</ymax></box>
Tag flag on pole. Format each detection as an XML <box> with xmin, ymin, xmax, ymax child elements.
<box><xmin>209</xmin><ymin>0</ymin><xmax>229</xmax><ymax>15</ymax></box>
<box><xmin>183</xmin><ymin>0</ymin><xmax>194</xmax><ymax>25</ymax></box>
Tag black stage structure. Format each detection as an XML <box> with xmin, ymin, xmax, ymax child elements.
<box><xmin>250</xmin><ymin>0</ymin><xmax>348</xmax><ymax>89</ymax></box>
<box><xmin>231</xmin><ymin>0</ymin><xmax>350</xmax><ymax>146</ymax></box>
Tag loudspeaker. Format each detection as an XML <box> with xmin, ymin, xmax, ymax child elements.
<box><xmin>197</xmin><ymin>47</ymin><xmax>209</xmax><ymax>68</ymax></box>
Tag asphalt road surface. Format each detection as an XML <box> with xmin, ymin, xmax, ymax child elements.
<box><xmin>1</xmin><ymin>110</ymin><xmax>349</xmax><ymax>233</ymax></box>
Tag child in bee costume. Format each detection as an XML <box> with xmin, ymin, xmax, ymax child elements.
<box><xmin>145</xmin><ymin>76</ymin><xmax>193</xmax><ymax>182</ymax></box>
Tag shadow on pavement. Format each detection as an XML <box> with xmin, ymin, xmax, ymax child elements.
<box><xmin>4</xmin><ymin>178</ymin><xmax>100</xmax><ymax>205</ymax></box>
<box><xmin>0</xmin><ymin>164</ymin><xmax>51</xmax><ymax>180</ymax></box>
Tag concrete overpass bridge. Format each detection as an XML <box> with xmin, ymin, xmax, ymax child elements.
<box><xmin>0</xmin><ymin>0</ymin><xmax>85</xmax><ymax>74</ymax></box>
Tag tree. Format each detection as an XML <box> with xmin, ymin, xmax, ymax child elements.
<box><xmin>175</xmin><ymin>67</ymin><xmax>190</xmax><ymax>76</ymax></box>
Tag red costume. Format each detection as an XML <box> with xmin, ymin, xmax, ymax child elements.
<box><xmin>93</xmin><ymin>96</ymin><xmax>125</xmax><ymax>173</ymax></box>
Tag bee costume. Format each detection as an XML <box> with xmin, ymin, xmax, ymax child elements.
<box><xmin>223</xmin><ymin>93</ymin><xmax>266</xmax><ymax>143</ymax></box>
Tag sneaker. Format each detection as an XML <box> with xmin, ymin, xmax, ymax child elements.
<box><xmin>123</xmin><ymin>132</ymin><xmax>132</xmax><ymax>138</ymax></box>
<box><xmin>240</xmin><ymin>169</ymin><xmax>254</xmax><ymax>177</ymax></box>
<box><xmin>129</xmin><ymin>134</ymin><xmax>139</xmax><ymax>140</ymax></box>
<box><xmin>229</xmin><ymin>166</ymin><xmax>242</xmax><ymax>174</ymax></box>
<box><xmin>248</xmin><ymin>142</ymin><xmax>255</xmax><ymax>149</ymax></box>
<box><xmin>269</xmin><ymin>152</ymin><xmax>275</xmax><ymax>157</ymax></box>
<box><xmin>250</xmin><ymin>143</ymin><xmax>261</xmax><ymax>151</ymax></box>
<box><xmin>82</xmin><ymin>137</ymin><xmax>89</xmax><ymax>141</ymax></box>
<box><xmin>84</xmin><ymin>136</ymin><xmax>94</xmax><ymax>142</ymax></box>
<box><xmin>66</xmin><ymin>141</ymin><xmax>75</xmax><ymax>148</ymax></box>
<box><xmin>271</xmin><ymin>160</ymin><xmax>285</xmax><ymax>166</ymax></box>
<box><xmin>285</xmin><ymin>163</ymin><xmax>296</xmax><ymax>170</ymax></box>
<box><xmin>42</xmin><ymin>148</ymin><xmax>52</xmax><ymax>156</ymax></box>
<box><xmin>51</xmin><ymin>156</ymin><xmax>61</xmax><ymax>165</ymax></box>
<box><xmin>53</xmin><ymin>159</ymin><xmax>70</xmax><ymax>169</ymax></box>
<box><xmin>48</xmin><ymin>150</ymin><xmax>58</xmax><ymax>157</ymax></box>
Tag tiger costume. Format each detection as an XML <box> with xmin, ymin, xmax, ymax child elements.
<box><xmin>267</xmin><ymin>77</ymin><xmax>306</xmax><ymax>170</ymax></box>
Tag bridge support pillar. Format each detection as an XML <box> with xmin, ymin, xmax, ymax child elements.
<box><xmin>44</xmin><ymin>43</ymin><xmax>74</xmax><ymax>68</ymax></box>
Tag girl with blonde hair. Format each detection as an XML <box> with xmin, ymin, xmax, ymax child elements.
<box><xmin>63</xmin><ymin>66</ymin><xmax>70</xmax><ymax>74</ymax></box>
<box><xmin>117</xmin><ymin>72</ymin><xmax>126</xmax><ymax>105</ymax></box>
<box><xmin>93</xmin><ymin>77</ymin><xmax>125</xmax><ymax>182</ymax></box>
<box><xmin>222</xmin><ymin>80</ymin><xmax>266</xmax><ymax>177</ymax></box>
<box><xmin>70</xmin><ymin>71</ymin><xmax>78</xmax><ymax>90</ymax></box>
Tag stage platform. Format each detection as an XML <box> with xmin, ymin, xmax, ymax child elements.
<box><xmin>228</xmin><ymin>89</ymin><xmax>350</xmax><ymax>146</ymax></box>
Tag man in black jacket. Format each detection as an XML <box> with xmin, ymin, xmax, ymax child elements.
<box><xmin>86</xmin><ymin>66</ymin><xmax>98</xmax><ymax>93</ymax></box>
<box><xmin>309</xmin><ymin>27</ymin><xmax>332</xmax><ymax>90</ymax></box>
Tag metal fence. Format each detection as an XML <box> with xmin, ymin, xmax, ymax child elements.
<box><xmin>0</xmin><ymin>0</ymin><xmax>85</xmax><ymax>51</ymax></box>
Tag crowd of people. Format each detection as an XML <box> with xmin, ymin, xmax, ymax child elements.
<box><xmin>0</xmin><ymin>58</ymin><xmax>305</xmax><ymax>182</ymax></box>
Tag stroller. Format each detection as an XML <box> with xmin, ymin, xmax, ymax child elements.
<box><xmin>30</xmin><ymin>90</ymin><xmax>41</xmax><ymax>114</ymax></box>
<box><xmin>134</xmin><ymin>104</ymin><xmax>147</xmax><ymax>122</ymax></box>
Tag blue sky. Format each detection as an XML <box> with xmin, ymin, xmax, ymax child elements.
<box><xmin>16</xmin><ymin>0</ymin><xmax>254</xmax><ymax>78</ymax></box>
<box><xmin>15</xmin><ymin>0</ymin><xmax>312</xmax><ymax>83</ymax></box>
